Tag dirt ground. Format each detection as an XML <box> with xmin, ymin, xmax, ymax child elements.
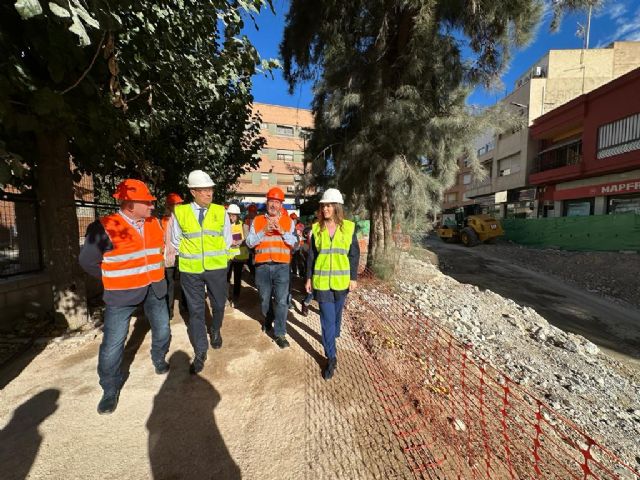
<box><xmin>0</xmin><ymin>277</ymin><xmax>411</xmax><ymax>480</ymax></box>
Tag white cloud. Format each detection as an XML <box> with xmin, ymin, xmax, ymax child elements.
<box><xmin>597</xmin><ymin>3</ymin><xmax>640</xmax><ymax>46</ymax></box>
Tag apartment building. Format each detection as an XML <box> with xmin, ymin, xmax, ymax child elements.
<box><xmin>530</xmin><ymin>67</ymin><xmax>640</xmax><ymax>217</ymax></box>
<box><xmin>235</xmin><ymin>102</ymin><xmax>313</xmax><ymax>211</ymax></box>
<box><xmin>446</xmin><ymin>42</ymin><xmax>640</xmax><ymax>218</ymax></box>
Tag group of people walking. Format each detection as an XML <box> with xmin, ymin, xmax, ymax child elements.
<box><xmin>79</xmin><ymin>170</ymin><xmax>359</xmax><ymax>414</ymax></box>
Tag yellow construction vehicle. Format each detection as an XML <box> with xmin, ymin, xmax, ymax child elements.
<box><xmin>436</xmin><ymin>206</ymin><xmax>504</xmax><ymax>247</ymax></box>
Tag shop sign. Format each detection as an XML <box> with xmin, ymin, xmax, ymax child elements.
<box><xmin>555</xmin><ymin>178</ymin><xmax>640</xmax><ymax>200</ymax></box>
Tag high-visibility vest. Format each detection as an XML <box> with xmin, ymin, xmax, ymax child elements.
<box><xmin>253</xmin><ymin>214</ymin><xmax>292</xmax><ymax>264</ymax></box>
<box><xmin>99</xmin><ymin>213</ymin><xmax>165</xmax><ymax>291</ymax></box>
<box><xmin>312</xmin><ymin>220</ymin><xmax>355</xmax><ymax>291</ymax></box>
<box><xmin>229</xmin><ymin>222</ymin><xmax>249</xmax><ymax>261</ymax></box>
<box><xmin>174</xmin><ymin>203</ymin><xmax>228</xmax><ymax>273</ymax></box>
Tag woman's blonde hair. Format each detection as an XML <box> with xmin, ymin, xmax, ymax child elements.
<box><xmin>316</xmin><ymin>203</ymin><xmax>345</xmax><ymax>231</ymax></box>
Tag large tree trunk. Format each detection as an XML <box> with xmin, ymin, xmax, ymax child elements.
<box><xmin>36</xmin><ymin>131</ymin><xmax>88</xmax><ymax>330</ymax></box>
<box><xmin>367</xmin><ymin>186</ymin><xmax>394</xmax><ymax>269</ymax></box>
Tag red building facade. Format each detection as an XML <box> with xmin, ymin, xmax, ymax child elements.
<box><xmin>530</xmin><ymin>67</ymin><xmax>640</xmax><ymax>217</ymax></box>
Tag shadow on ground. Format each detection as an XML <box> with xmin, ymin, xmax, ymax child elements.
<box><xmin>0</xmin><ymin>388</ymin><xmax>60</xmax><ymax>480</ymax></box>
<box><xmin>146</xmin><ymin>350</ymin><xmax>240</xmax><ymax>479</ymax></box>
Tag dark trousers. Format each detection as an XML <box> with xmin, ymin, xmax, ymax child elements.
<box><xmin>318</xmin><ymin>295</ymin><xmax>347</xmax><ymax>360</ymax></box>
<box><xmin>181</xmin><ymin>269</ymin><xmax>227</xmax><ymax>355</ymax></box>
<box><xmin>255</xmin><ymin>262</ymin><xmax>290</xmax><ymax>337</ymax></box>
<box><xmin>226</xmin><ymin>261</ymin><xmax>244</xmax><ymax>299</ymax></box>
<box><xmin>98</xmin><ymin>287</ymin><xmax>171</xmax><ymax>394</ymax></box>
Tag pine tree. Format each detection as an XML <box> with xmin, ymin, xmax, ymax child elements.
<box><xmin>281</xmin><ymin>0</ymin><xmax>592</xmax><ymax>268</ymax></box>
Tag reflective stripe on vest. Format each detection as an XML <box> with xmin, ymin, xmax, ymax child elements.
<box><xmin>174</xmin><ymin>203</ymin><xmax>227</xmax><ymax>273</ymax></box>
<box><xmin>312</xmin><ymin>220</ymin><xmax>355</xmax><ymax>291</ymax></box>
<box><xmin>253</xmin><ymin>214</ymin><xmax>292</xmax><ymax>264</ymax></box>
<box><xmin>229</xmin><ymin>222</ymin><xmax>249</xmax><ymax>261</ymax></box>
<box><xmin>99</xmin><ymin>214</ymin><xmax>165</xmax><ymax>291</ymax></box>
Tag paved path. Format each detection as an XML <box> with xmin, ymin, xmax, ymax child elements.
<box><xmin>0</xmin><ymin>278</ymin><xmax>411</xmax><ymax>480</ymax></box>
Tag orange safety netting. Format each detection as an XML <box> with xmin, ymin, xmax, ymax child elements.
<box><xmin>344</xmin><ymin>269</ymin><xmax>640</xmax><ymax>480</ymax></box>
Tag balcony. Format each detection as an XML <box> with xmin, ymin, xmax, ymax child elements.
<box><xmin>530</xmin><ymin>139</ymin><xmax>582</xmax><ymax>185</ymax></box>
<box><xmin>532</xmin><ymin>139</ymin><xmax>582</xmax><ymax>173</ymax></box>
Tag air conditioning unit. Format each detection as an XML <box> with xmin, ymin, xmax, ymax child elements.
<box><xmin>286</xmin><ymin>186</ymin><xmax>295</xmax><ymax>193</ymax></box>
<box><xmin>293</xmin><ymin>175</ymin><xmax>301</xmax><ymax>181</ymax></box>
<box><xmin>533</xmin><ymin>66</ymin><xmax>544</xmax><ymax>77</ymax></box>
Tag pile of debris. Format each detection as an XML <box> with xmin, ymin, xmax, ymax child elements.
<box><xmin>366</xmin><ymin>252</ymin><xmax>640</xmax><ymax>471</ymax></box>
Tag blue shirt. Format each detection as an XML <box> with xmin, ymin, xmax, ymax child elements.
<box><xmin>245</xmin><ymin>214</ymin><xmax>298</xmax><ymax>249</ymax></box>
<box><xmin>170</xmin><ymin>202</ymin><xmax>232</xmax><ymax>251</ymax></box>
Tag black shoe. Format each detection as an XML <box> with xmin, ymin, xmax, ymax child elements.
<box><xmin>154</xmin><ymin>360</ymin><xmax>170</xmax><ymax>375</ymax></box>
<box><xmin>210</xmin><ymin>330</ymin><xmax>223</xmax><ymax>349</ymax></box>
<box><xmin>301</xmin><ymin>303</ymin><xmax>309</xmax><ymax>317</ymax></box>
<box><xmin>190</xmin><ymin>352</ymin><xmax>207</xmax><ymax>374</ymax></box>
<box><xmin>97</xmin><ymin>390</ymin><xmax>120</xmax><ymax>415</ymax></box>
<box><xmin>275</xmin><ymin>336</ymin><xmax>290</xmax><ymax>349</ymax></box>
<box><xmin>323</xmin><ymin>358</ymin><xmax>337</xmax><ymax>380</ymax></box>
<box><xmin>261</xmin><ymin>321</ymin><xmax>273</xmax><ymax>333</ymax></box>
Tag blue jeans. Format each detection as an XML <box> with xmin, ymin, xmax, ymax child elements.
<box><xmin>255</xmin><ymin>262</ymin><xmax>290</xmax><ymax>337</ymax></box>
<box><xmin>98</xmin><ymin>287</ymin><xmax>171</xmax><ymax>394</ymax></box>
<box><xmin>318</xmin><ymin>295</ymin><xmax>347</xmax><ymax>360</ymax></box>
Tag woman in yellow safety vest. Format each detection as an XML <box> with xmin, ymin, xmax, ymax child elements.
<box><xmin>304</xmin><ymin>188</ymin><xmax>360</xmax><ymax>380</ymax></box>
<box><xmin>227</xmin><ymin>204</ymin><xmax>249</xmax><ymax>307</ymax></box>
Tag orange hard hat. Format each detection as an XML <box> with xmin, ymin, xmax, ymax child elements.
<box><xmin>290</xmin><ymin>212</ymin><xmax>298</xmax><ymax>220</ymax></box>
<box><xmin>166</xmin><ymin>193</ymin><xmax>184</xmax><ymax>205</ymax></box>
<box><xmin>113</xmin><ymin>179</ymin><xmax>156</xmax><ymax>202</ymax></box>
<box><xmin>266</xmin><ymin>187</ymin><xmax>285</xmax><ymax>202</ymax></box>
<box><xmin>247</xmin><ymin>204</ymin><xmax>258</xmax><ymax>213</ymax></box>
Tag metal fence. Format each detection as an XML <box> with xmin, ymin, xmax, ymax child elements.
<box><xmin>0</xmin><ymin>190</ymin><xmax>42</xmax><ymax>278</ymax></box>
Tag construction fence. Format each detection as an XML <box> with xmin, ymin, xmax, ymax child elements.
<box><xmin>344</xmin><ymin>271</ymin><xmax>639</xmax><ymax>480</ymax></box>
<box><xmin>502</xmin><ymin>214</ymin><xmax>640</xmax><ymax>252</ymax></box>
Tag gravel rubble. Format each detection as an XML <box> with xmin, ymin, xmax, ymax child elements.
<box><xmin>485</xmin><ymin>241</ymin><xmax>640</xmax><ymax>309</ymax></box>
<box><xmin>384</xmin><ymin>251</ymin><xmax>640</xmax><ymax>472</ymax></box>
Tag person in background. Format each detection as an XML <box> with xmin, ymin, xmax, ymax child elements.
<box><xmin>305</xmin><ymin>188</ymin><xmax>359</xmax><ymax>380</ymax></box>
<box><xmin>171</xmin><ymin>170</ymin><xmax>232</xmax><ymax>374</ymax></box>
<box><xmin>245</xmin><ymin>187</ymin><xmax>297</xmax><ymax>349</ymax></box>
<box><xmin>226</xmin><ymin>203</ymin><xmax>248</xmax><ymax>307</ymax></box>
<box><xmin>161</xmin><ymin>193</ymin><xmax>184</xmax><ymax>319</ymax></box>
<box><xmin>244</xmin><ymin>203</ymin><xmax>258</xmax><ymax>278</ymax></box>
<box><xmin>299</xmin><ymin>225</ymin><xmax>313</xmax><ymax>316</ymax></box>
<box><xmin>79</xmin><ymin>179</ymin><xmax>171</xmax><ymax>414</ymax></box>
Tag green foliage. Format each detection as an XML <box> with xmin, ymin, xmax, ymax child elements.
<box><xmin>1</xmin><ymin>0</ymin><xmax>274</xmax><ymax>198</ymax></box>
<box><xmin>281</xmin><ymin>0</ymin><xmax>593</xmax><ymax>236</ymax></box>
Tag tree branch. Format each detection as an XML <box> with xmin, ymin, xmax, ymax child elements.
<box><xmin>60</xmin><ymin>31</ymin><xmax>107</xmax><ymax>95</ymax></box>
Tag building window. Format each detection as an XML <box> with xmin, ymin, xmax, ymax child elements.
<box><xmin>597</xmin><ymin>113</ymin><xmax>640</xmax><ymax>159</ymax></box>
<box><xmin>252</xmin><ymin>173</ymin><xmax>261</xmax><ymax>185</ymax></box>
<box><xmin>564</xmin><ymin>198</ymin><xmax>593</xmax><ymax>217</ymax></box>
<box><xmin>268</xmin><ymin>173</ymin><xmax>277</xmax><ymax>185</ymax></box>
<box><xmin>261</xmin><ymin>173</ymin><xmax>269</xmax><ymax>181</ymax></box>
<box><xmin>463</xmin><ymin>173</ymin><xmax>472</xmax><ymax>185</ymax></box>
<box><xmin>277</xmin><ymin>150</ymin><xmax>294</xmax><ymax>161</ymax></box>
<box><xmin>445</xmin><ymin>193</ymin><xmax>457</xmax><ymax>203</ymax></box>
<box><xmin>608</xmin><ymin>193</ymin><xmax>640</xmax><ymax>214</ymax></box>
<box><xmin>477</xmin><ymin>140</ymin><xmax>496</xmax><ymax>156</ymax></box>
<box><xmin>276</xmin><ymin>125</ymin><xmax>294</xmax><ymax>136</ymax></box>
<box><xmin>498</xmin><ymin>155</ymin><xmax>521</xmax><ymax>177</ymax></box>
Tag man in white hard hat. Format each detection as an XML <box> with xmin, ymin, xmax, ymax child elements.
<box><xmin>171</xmin><ymin>170</ymin><xmax>232</xmax><ymax>374</ymax></box>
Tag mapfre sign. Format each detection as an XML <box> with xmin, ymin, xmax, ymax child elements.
<box><xmin>555</xmin><ymin>178</ymin><xmax>640</xmax><ymax>200</ymax></box>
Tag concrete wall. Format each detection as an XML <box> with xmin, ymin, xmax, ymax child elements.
<box><xmin>0</xmin><ymin>273</ymin><xmax>53</xmax><ymax>331</ymax></box>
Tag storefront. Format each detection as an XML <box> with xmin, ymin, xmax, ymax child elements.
<box><xmin>554</xmin><ymin>177</ymin><xmax>640</xmax><ymax>216</ymax></box>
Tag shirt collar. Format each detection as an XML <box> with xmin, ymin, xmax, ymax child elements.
<box><xmin>119</xmin><ymin>210</ymin><xmax>145</xmax><ymax>229</ymax></box>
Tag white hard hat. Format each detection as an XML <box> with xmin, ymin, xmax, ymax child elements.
<box><xmin>319</xmin><ymin>188</ymin><xmax>344</xmax><ymax>204</ymax></box>
<box><xmin>227</xmin><ymin>204</ymin><xmax>241</xmax><ymax>215</ymax></box>
<box><xmin>187</xmin><ymin>170</ymin><xmax>215</xmax><ymax>188</ymax></box>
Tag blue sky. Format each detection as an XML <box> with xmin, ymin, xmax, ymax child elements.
<box><xmin>244</xmin><ymin>0</ymin><xmax>640</xmax><ymax>109</ymax></box>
